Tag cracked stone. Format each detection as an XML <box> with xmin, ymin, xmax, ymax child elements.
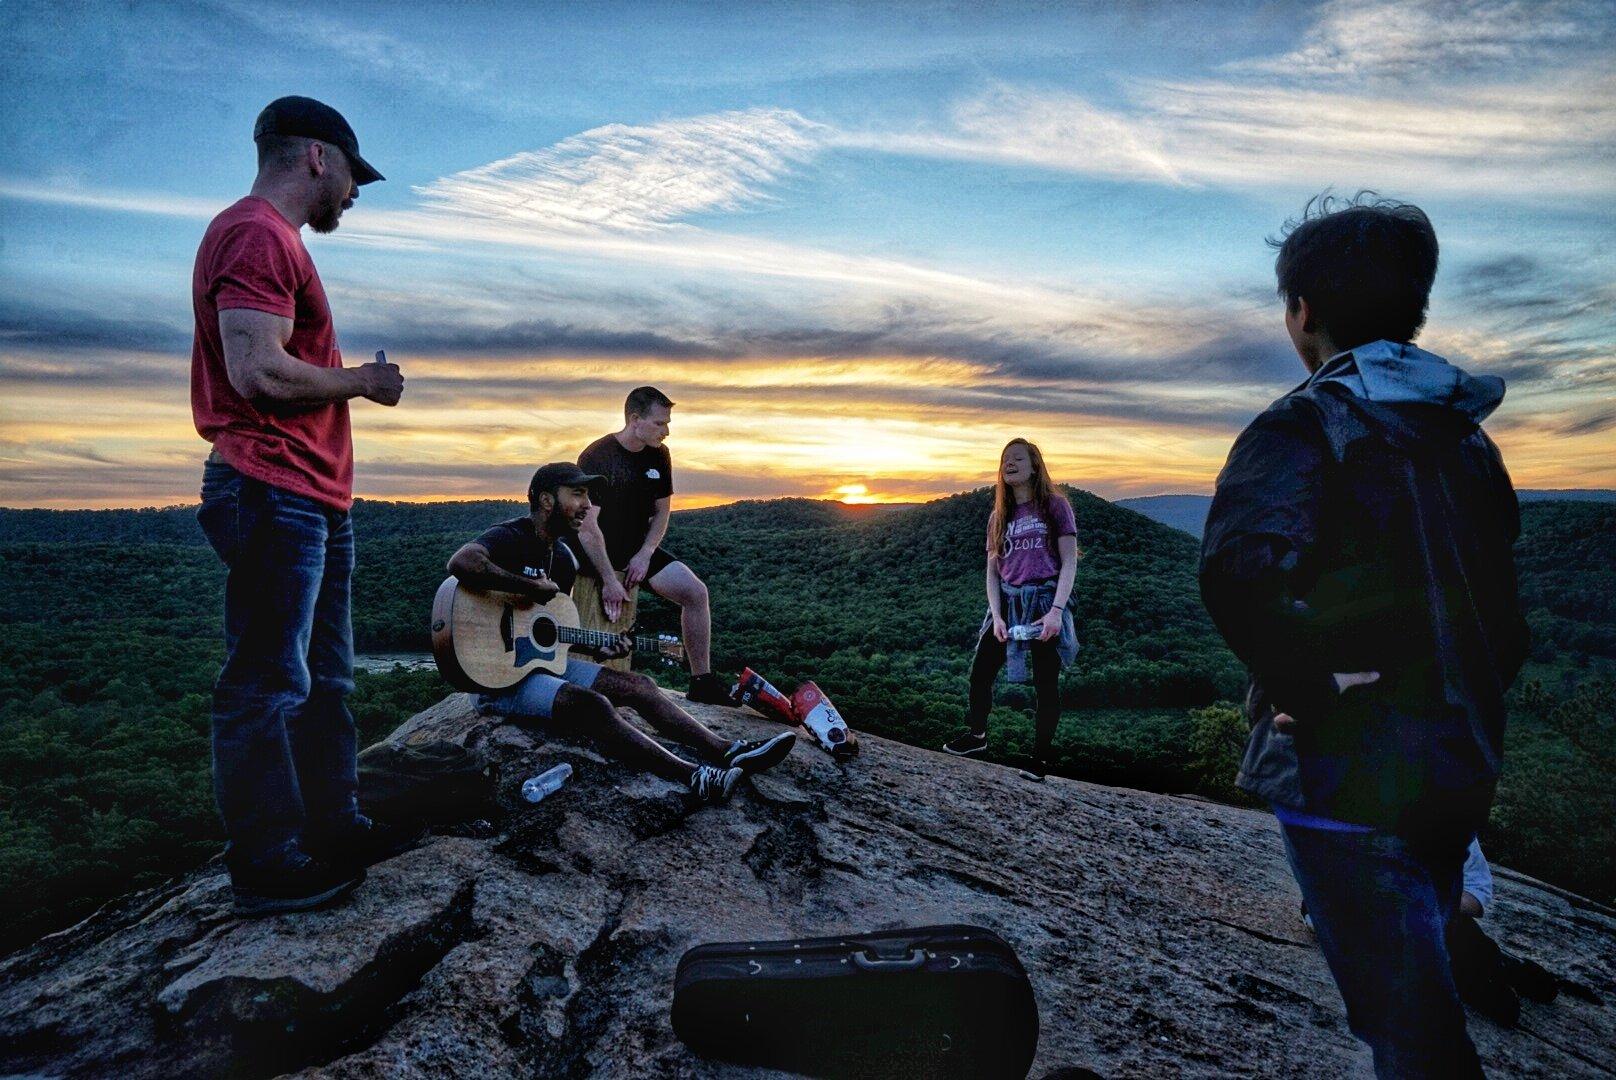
<box><xmin>0</xmin><ymin>692</ymin><xmax>1611</xmax><ymax>1078</ymax></box>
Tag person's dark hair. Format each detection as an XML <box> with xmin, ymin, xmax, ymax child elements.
<box><xmin>1269</xmin><ymin>191</ymin><xmax>1438</xmax><ymax>350</ymax></box>
<box><xmin>624</xmin><ymin>385</ymin><xmax>674</xmax><ymax>421</ymax></box>
<box><xmin>255</xmin><ymin>133</ymin><xmax>312</xmax><ymax>172</ymax></box>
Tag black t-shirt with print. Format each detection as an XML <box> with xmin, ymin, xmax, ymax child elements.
<box><xmin>578</xmin><ymin>433</ymin><xmax>674</xmax><ymax>569</ymax></box>
<box><xmin>472</xmin><ymin>516</ymin><xmax>581</xmax><ymax>597</ymax></box>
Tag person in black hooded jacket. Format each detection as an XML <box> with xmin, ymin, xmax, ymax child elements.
<box><xmin>1200</xmin><ymin>193</ymin><xmax>1529</xmax><ymax>1080</ymax></box>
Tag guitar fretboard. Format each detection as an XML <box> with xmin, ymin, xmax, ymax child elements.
<box><xmin>556</xmin><ymin>627</ymin><xmax>670</xmax><ymax>654</ymax></box>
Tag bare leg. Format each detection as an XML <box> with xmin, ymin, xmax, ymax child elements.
<box><xmin>547</xmin><ymin>684</ymin><xmax>697</xmax><ymax>783</ymax></box>
<box><xmin>647</xmin><ymin>561</ymin><xmax>711</xmax><ymax>677</ymax></box>
<box><xmin>593</xmin><ymin>667</ymin><xmax>730</xmax><ymax>761</ymax></box>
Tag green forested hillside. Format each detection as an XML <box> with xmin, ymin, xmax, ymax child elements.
<box><xmin>1</xmin><ymin>494</ymin><xmax>1611</xmax><ymax>954</ymax></box>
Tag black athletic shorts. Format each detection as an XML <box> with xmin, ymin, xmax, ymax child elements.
<box><xmin>645</xmin><ymin>546</ymin><xmax>679</xmax><ymax>580</ymax></box>
<box><xmin>586</xmin><ymin>545</ymin><xmax>680</xmax><ymax>581</ymax></box>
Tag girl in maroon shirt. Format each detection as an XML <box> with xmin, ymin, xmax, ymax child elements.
<box><xmin>943</xmin><ymin>438</ymin><xmax>1080</xmax><ymax>778</ymax></box>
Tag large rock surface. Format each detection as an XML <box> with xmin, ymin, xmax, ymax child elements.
<box><xmin>2</xmin><ymin>693</ymin><xmax>1613</xmax><ymax>1078</ymax></box>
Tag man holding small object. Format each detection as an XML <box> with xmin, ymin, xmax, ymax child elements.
<box><xmin>192</xmin><ymin>96</ymin><xmax>408</xmax><ymax>915</ymax></box>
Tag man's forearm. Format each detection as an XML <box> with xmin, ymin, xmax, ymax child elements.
<box><xmin>1200</xmin><ymin>554</ymin><xmax>1335</xmax><ymax>716</ymax></box>
<box><xmin>246</xmin><ymin>351</ymin><xmax>366</xmax><ymax>406</ymax></box>
<box><xmin>638</xmin><ymin>504</ymin><xmax>671</xmax><ymax>555</ymax></box>
<box><xmin>451</xmin><ymin>552</ymin><xmax>549</xmax><ymax>599</ymax></box>
<box><xmin>576</xmin><ymin>519</ymin><xmax>618</xmax><ymax>576</ymax></box>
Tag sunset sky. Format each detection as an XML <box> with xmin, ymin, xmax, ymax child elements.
<box><xmin>2</xmin><ymin>0</ymin><xmax>1612</xmax><ymax>508</ymax></box>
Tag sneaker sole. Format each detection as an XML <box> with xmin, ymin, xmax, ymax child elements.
<box><xmin>233</xmin><ymin>871</ymin><xmax>365</xmax><ymax>917</ymax></box>
<box><xmin>943</xmin><ymin>744</ymin><xmax>987</xmax><ymax>757</ymax></box>
<box><xmin>686</xmin><ymin>692</ymin><xmax>739</xmax><ymax>708</ymax></box>
<box><xmin>729</xmin><ymin>733</ymin><xmax>796</xmax><ymax>774</ymax></box>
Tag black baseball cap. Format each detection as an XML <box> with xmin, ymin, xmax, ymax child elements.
<box><xmin>253</xmin><ymin>96</ymin><xmax>385</xmax><ymax>185</ymax></box>
<box><xmin>528</xmin><ymin>462</ymin><xmax>604</xmax><ymax>503</ymax></box>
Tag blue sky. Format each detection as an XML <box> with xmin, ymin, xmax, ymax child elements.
<box><xmin>2</xmin><ymin>0</ymin><xmax>1612</xmax><ymax>507</ymax></box>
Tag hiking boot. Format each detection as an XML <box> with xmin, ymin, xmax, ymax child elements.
<box><xmin>305</xmin><ymin>816</ymin><xmax>423</xmax><ymax>871</ymax></box>
<box><xmin>230</xmin><ymin>852</ymin><xmax>365</xmax><ymax>917</ymax></box>
<box><xmin>1459</xmin><ymin>973</ymin><xmax>1521</xmax><ymax>1028</ymax></box>
<box><xmin>688</xmin><ymin>764</ymin><xmax>744</xmax><ymax>805</ymax></box>
<box><xmin>721</xmin><ymin>731</ymin><xmax>796</xmax><ymax>775</ymax></box>
<box><xmin>1502</xmin><ymin>955</ymin><xmax>1559</xmax><ymax>1003</ymax></box>
<box><xmin>943</xmin><ymin>730</ymin><xmax>988</xmax><ymax>757</ymax></box>
<box><xmin>686</xmin><ymin>672</ymin><xmax>737</xmax><ymax>707</ymax></box>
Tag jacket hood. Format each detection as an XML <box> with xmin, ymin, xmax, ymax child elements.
<box><xmin>1307</xmin><ymin>340</ymin><xmax>1504</xmax><ymax>424</ymax></box>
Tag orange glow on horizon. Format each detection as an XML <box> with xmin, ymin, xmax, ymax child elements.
<box><xmin>1</xmin><ymin>347</ymin><xmax>1612</xmax><ymax>509</ymax></box>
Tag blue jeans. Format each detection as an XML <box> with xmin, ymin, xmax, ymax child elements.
<box><xmin>198</xmin><ymin>458</ymin><xmax>359</xmax><ymax>868</ymax></box>
<box><xmin>1279</xmin><ymin>820</ymin><xmax>1482</xmax><ymax>1079</ymax></box>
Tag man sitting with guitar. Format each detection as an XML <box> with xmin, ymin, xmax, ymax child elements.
<box><xmin>444</xmin><ymin>463</ymin><xmax>795</xmax><ymax>805</ymax></box>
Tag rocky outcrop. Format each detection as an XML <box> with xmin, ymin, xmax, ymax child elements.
<box><xmin>2</xmin><ymin>693</ymin><xmax>1613</xmax><ymax>1078</ymax></box>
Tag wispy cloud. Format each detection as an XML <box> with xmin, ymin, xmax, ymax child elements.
<box><xmin>0</xmin><ymin>180</ymin><xmax>222</xmax><ymax>220</ymax></box>
<box><xmin>842</xmin><ymin>86</ymin><xmax>1185</xmax><ymax>185</ymax></box>
<box><xmin>862</xmin><ymin>73</ymin><xmax>1616</xmax><ymax>198</ymax></box>
<box><xmin>1229</xmin><ymin>0</ymin><xmax>1610</xmax><ymax>79</ymax></box>
<box><xmin>206</xmin><ymin>0</ymin><xmax>501</xmax><ymax>108</ymax></box>
<box><xmin>414</xmin><ymin>109</ymin><xmax>825</xmax><ymax>234</ymax></box>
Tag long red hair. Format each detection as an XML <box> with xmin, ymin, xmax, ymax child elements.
<box><xmin>988</xmin><ymin>438</ymin><xmax>1059</xmax><ymax>557</ymax></box>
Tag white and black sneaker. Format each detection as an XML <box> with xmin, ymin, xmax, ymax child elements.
<box><xmin>942</xmin><ymin>730</ymin><xmax>988</xmax><ymax>757</ymax></box>
<box><xmin>687</xmin><ymin>764</ymin><xmax>744</xmax><ymax>805</ymax></box>
<box><xmin>721</xmin><ymin>731</ymin><xmax>796</xmax><ymax>775</ymax></box>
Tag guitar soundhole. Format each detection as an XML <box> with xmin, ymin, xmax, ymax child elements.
<box><xmin>530</xmin><ymin>617</ymin><xmax>558</xmax><ymax>649</ymax></box>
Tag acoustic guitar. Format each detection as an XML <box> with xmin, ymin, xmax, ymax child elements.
<box><xmin>430</xmin><ymin>577</ymin><xmax>684</xmax><ymax>693</ymax></box>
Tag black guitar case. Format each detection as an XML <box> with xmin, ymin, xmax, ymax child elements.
<box><xmin>672</xmin><ymin>923</ymin><xmax>1039</xmax><ymax>1078</ymax></box>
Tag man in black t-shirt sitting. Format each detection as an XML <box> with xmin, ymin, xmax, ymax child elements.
<box><xmin>446</xmin><ymin>462</ymin><xmax>795</xmax><ymax>805</ymax></box>
<box><xmin>577</xmin><ymin>386</ymin><xmax>729</xmax><ymax>705</ymax></box>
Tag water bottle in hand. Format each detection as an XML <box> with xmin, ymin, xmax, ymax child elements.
<box><xmin>521</xmin><ymin>763</ymin><xmax>572</xmax><ymax>803</ymax></box>
<box><xmin>1007</xmin><ymin>623</ymin><xmax>1041</xmax><ymax>641</ymax></box>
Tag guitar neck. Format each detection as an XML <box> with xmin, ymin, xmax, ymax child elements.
<box><xmin>556</xmin><ymin>627</ymin><xmax>665</xmax><ymax>654</ymax></box>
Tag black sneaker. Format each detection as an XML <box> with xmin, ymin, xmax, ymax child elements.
<box><xmin>1017</xmin><ymin>756</ymin><xmax>1049</xmax><ymax>781</ymax></box>
<box><xmin>230</xmin><ymin>853</ymin><xmax>366</xmax><ymax>917</ymax></box>
<box><xmin>687</xmin><ymin>764</ymin><xmax>744</xmax><ymax>805</ymax></box>
<box><xmin>1502</xmin><ymin>955</ymin><xmax>1559</xmax><ymax>1003</ymax></box>
<box><xmin>1459</xmin><ymin>973</ymin><xmax>1521</xmax><ymax>1028</ymax></box>
<box><xmin>686</xmin><ymin>673</ymin><xmax>737</xmax><ymax>707</ymax></box>
<box><xmin>305</xmin><ymin>817</ymin><xmax>424</xmax><ymax>870</ymax></box>
<box><xmin>721</xmin><ymin>731</ymin><xmax>796</xmax><ymax>775</ymax></box>
<box><xmin>943</xmin><ymin>731</ymin><xmax>988</xmax><ymax>757</ymax></box>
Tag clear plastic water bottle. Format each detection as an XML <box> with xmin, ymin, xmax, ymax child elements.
<box><xmin>1008</xmin><ymin>624</ymin><xmax>1041</xmax><ymax>641</ymax></box>
<box><xmin>521</xmin><ymin>763</ymin><xmax>572</xmax><ymax>803</ymax></box>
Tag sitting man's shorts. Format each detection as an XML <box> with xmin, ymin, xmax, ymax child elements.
<box><xmin>643</xmin><ymin>546</ymin><xmax>679</xmax><ymax>580</ymax></box>
<box><xmin>587</xmin><ymin>547</ymin><xmax>679</xmax><ymax>582</ymax></box>
<box><xmin>477</xmin><ymin>657</ymin><xmax>603</xmax><ymax>720</ymax></box>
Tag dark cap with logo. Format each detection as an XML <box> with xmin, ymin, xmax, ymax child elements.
<box><xmin>253</xmin><ymin>96</ymin><xmax>384</xmax><ymax>185</ymax></box>
<box><xmin>528</xmin><ymin>462</ymin><xmax>604</xmax><ymax>503</ymax></box>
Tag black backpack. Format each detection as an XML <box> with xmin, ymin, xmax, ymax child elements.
<box><xmin>357</xmin><ymin>739</ymin><xmax>496</xmax><ymax>826</ymax></box>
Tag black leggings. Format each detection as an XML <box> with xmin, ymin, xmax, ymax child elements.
<box><xmin>965</xmin><ymin>629</ymin><xmax>1061</xmax><ymax>759</ymax></box>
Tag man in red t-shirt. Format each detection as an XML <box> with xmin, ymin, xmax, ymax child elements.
<box><xmin>192</xmin><ymin>96</ymin><xmax>408</xmax><ymax>915</ymax></box>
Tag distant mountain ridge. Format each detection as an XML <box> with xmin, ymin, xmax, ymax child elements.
<box><xmin>1118</xmin><ymin>490</ymin><xmax>1616</xmax><ymax>538</ymax></box>
<box><xmin>3</xmin><ymin>488</ymin><xmax>1606</xmax><ymax>544</ymax></box>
